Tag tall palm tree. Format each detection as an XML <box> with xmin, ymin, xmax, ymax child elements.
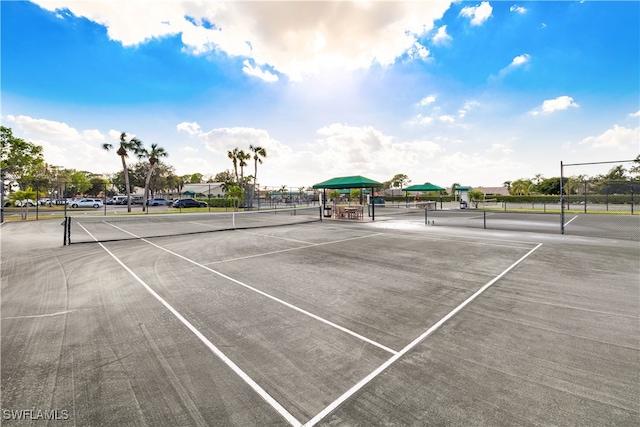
<box><xmin>238</xmin><ymin>149</ymin><xmax>250</xmax><ymax>184</ymax></box>
<box><xmin>249</xmin><ymin>145</ymin><xmax>267</xmax><ymax>207</ymax></box>
<box><xmin>227</xmin><ymin>148</ymin><xmax>241</xmax><ymax>183</ymax></box>
<box><xmin>102</xmin><ymin>132</ymin><xmax>142</xmax><ymax>212</ymax></box>
<box><xmin>139</xmin><ymin>143</ymin><xmax>168</xmax><ymax>212</ymax></box>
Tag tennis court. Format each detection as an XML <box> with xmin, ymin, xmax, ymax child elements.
<box><xmin>1</xmin><ymin>212</ymin><xmax>638</xmax><ymax>426</ymax></box>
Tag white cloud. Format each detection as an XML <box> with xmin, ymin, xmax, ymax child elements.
<box><xmin>177</xmin><ymin>121</ymin><xmax>202</xmax><ymax>135</ymax></box>
<box><xmin>33</xmin><ymin>1</ymin><xmax>453</xmax><ymax>81</ymax></box>
<box><xmin>460</xmin><ymin>2</ymin><xmax>493</xmax><ymax>26</ymax></box>
<box><xmin>4</xmin><ymin>115</ymin><xmax>122</xmax><ymax>172</ymax></box>
<box><xmin>510</xmin><ymin>54</ymin><xmax>530</xmax><ymax>68</ymax></box>
<box><xmin>493</xmin><ymin>53</ymin><xmax>530</xmax><ymax>79</ymax></box>
<box><xmin>629</xmin><ymin>110</ymin><xmax>640</xmax><ymax>118</ymax></box>
<box><xmin>510</xmin><ymin>5</ymin><xmax>527</xmax><ymax>14</ymax></box>
<box><xmin>458</xmin><ymin>100</ymin><xmax>479</xmax><ymax>118</ymax></box>
<box><xmin>82</xmin><ymin>129</ymin><xmax>104</xmax><ymax>141</ymax></box>
<box><xmin>6</xmin><ymin>114</ymin><xmax>80</xmax><ymax>140</ymax></box>
<box><xmin>578</xmin><ymin>125</ymin><xmax>639</xmax><ymax>150</ymax></box>
<box><xmin>311</xmin><ymin>123</ymin><xmax>442</xmax><ymax>178</ymax></box>
<box><xmin>439</xmin><ymin>115</ymin><xmax>455</xmax><ymax>123</ymax></box>
<box><xmin>418</xmin><ymin>95</ymin><xmax>437</xmax><ymax>106</ymax></box>
<box><xmin>530</xmin><ymin>96</ymin><xmax>579</xmax><ymax>115</ymax></box>
<box><xmin>432</xmin><ymin>25</ymin><xmax>452</xmax><ymax>45</ymax></box>
<box><xmin>408</xmin><ymin>41</ymin><xmax>430</xmax><ymax>60</ymax></box>
<box><xmin>242</xmin><ymin>60</ymin><xmax>279</xmax><ymax>82</ymax></box>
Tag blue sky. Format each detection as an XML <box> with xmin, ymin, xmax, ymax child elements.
<box><xmin>2</xmin><ymin>1</ymin><xmax>638</xmax><ymax>188</ymax></box>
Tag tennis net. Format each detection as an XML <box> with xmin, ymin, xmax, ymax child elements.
<box><xmin>63</xmin><ymin>206</ymin><xmax>321</xmax><ymax>244</ymax></box>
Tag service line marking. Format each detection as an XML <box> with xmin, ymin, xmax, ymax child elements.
<box><xmin>78</xmin><ymin>223</ymin><xmax>303</xmax><ymax>427</ymax></box>
<box><xmin>91</xmin><ymin>221</ymin><xmax>396</xmax><ymax>356</ymax></box>
<box><xmin>564</xmin><ymin>215</ymin><xmax>579</xmax><ymax>227</ymax></box>
<box><xmin>303</xmin><ymin>242</ymin><xmax>543</xmax><ymax>427</ymax></box>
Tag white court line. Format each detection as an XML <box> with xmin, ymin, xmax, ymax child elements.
<box><xmin>97</xmin><ymin>222</ymin><xmax>397</xmax><ymax>355</ymax></box>
<box><xmin>204</xmin><ymin>233</ymin><xmax>383</xmax><ymax>265</ymax></box>
<box><xmin>77</xmin><ymin>223</ymin><xmax>303</xmax><ymax>427</ymax></box>
<box><xmin>564</xmin><ymin>215</ymin><xmax>579</xmax><ymax>227</ymax></box>
<box><xmin>303</xmin><ymin>243</ymin><xmax>543</xmax><ymax>427</ymax></box>
<box><xmin>237</xmin><ymin>229</ymin><xmax>315</xmax><ymax>245</ymax></box>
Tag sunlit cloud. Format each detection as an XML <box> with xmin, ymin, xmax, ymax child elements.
<box><xmin>530</xmin><ymin>96</ymin><xmax>579</xmax><ymax>116</ymax></box>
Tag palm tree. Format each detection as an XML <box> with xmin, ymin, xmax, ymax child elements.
<box><xmin>139</xmin><ymin>143</ymin><xmax>168</xmax><ymax>212</ymax></box>
<box><xmin>102</xmin><ymin>132</ymin><xmax>142</xmax><ymax>212</ymax></box>
<box><xmin>227</xmin><ymin>148</ymin><xmax>241</xmax><ymax>183</ymax></box>
<box><xmin>238</xmin><ymin>149</ymin><xmax>250</xmax><ymax>184</ymax></box>
<box><xmin>279</xmin><ymin>185</ymin><xmax>288</xmax><ymax>204</ymax></box>
<box><xmin>249</xmin><ymin>145</ymin><xmax>267</xmax><ymax>207</ymax></box>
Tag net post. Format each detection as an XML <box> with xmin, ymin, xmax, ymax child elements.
<box><xmin>560</xmin><ymin>161</ymin><xmax>565</xmax><ymax>235</ymax></box>
<box><xmin>63</xmin><ymin>217</ymin><xmax>67</xmax><ymax>246</ymax></box>
<box><xmin>483</xmin><ymin>210</ymin><xmax>486</xmax><ymax>229</ymax></box>
<box><xmin>424</xmin><ymin>206</ymin><xmax>428</xmax><ymax>225</ymax></box>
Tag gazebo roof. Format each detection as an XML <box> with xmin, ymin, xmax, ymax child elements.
<box><xmin>312</xmin><ymin>175</ymin><xmax>383</xmax><ymax>189</ymax></box>
<box><xmin>403</xmin><ymin>183</ymin><xmax>445</xmax><ymax>192</ymax></box>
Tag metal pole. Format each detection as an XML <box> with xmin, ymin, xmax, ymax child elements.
<box><xmin>483</xmin><ymin>210</ymin><xmax>486</xmax><ymax>229</ymax></box>
<box><xmin>371</xmin><ymin>187</ymin><xmax>375</xmax><ymax>221</ymax></box>
<box><xmin>584</xmin><ymin>180</ymin><xmax>587</xmax><ymax>213</ymax></box>
<box><xmin>560</xmin><ymin>161</ymin><xmax>565</xmax><ymax>235</ymax></box>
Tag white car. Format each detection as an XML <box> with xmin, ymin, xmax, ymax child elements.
<box><xmin>14</xmin><ymin>199</ymin><xmax>37</xmax><ymax>207</ymax></box>
<box><xmin>68</xmin><ymin>198</ymin><xmax>103</xmax><ymax>208</ymax></box>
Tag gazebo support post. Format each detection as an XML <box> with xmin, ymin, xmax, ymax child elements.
<box><xmin>371</xmin><ymin>186</ymin><xmax>375</xmax><ymax>220</ymax></box>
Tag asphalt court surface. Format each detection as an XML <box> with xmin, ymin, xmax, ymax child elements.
<box><xmin>2</xmin><ymin>217</ymin><xmax>639</xmax><ymax>426</ymax></box>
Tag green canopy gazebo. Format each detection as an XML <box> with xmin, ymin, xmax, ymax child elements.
<box><xmin>312</xmin><ymin>175</ymin><xmax>383</xmax><ymax>220</ymax></box>
<box><xmin>402</xmin><ymin>183</ymin><xmax>446</xmax><ymax>208</ymax></box>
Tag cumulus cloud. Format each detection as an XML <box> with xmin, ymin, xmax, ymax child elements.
<box><xmin>311</xmin><ymin>123</ymin><xmax>442</xmax><ymax>178</ymax></box>
<box><xmin>530</xmin><ymin>96</ymin><xmax>579</xmax><ymax>116</ymax></box>
<box><xmin>177</xmin><ymin>121</ymin><xmax>202</xmax><ymax>135</ymax></box>
<box><xmin>6</xmin><ymin>114</ymin><xmax>81</xmax><ymax>140</ymax></box>
<box><xmin>460</xmin><ymin>2</ymin><xmax>493</xmax><ymax>26</ymax></box>
<box><xmin>578</xmin><ymin>125</ymin><xmax>639</xmax><ymax>150</ymax></box>
<box><xmin>432</xmin><ymin>25</ymin><xmax>452</xmax><ymax>45</ymax></box>
<box><xmin>510</xmin><ymin>5</ymin><xmax>527</xmax><ymax>14</ymax></box>
<box><xmin>629</xmin><ymin>110</ymin><xmax>640</xmax><ymax>118</ymax></box>
<box><xmin>4</xmin><ymin>114</ymin><xmax>121</xmax><ymax>172</ymax></box>
<box><xmin>33</xmin><ymin>1</ymin><xmax>453</xmax><ymax>81</ymax></box>
<box><xmin>439</xmin><ymin>115</ymin><xmax>455</xmax><ymax>123</ymax></box>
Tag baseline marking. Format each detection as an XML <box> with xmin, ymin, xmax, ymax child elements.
<box><xmin>78</xmin><ymin>223</ymin><xmax>303</xmax><ymax>427</ymax></box>
<box><xmin>303</xmin><ymin>243</ymin><xmax>543</xmax><ymax>427</ymax></box>
<box><xmin>93</xmin><ymin>222</ymin><xmax>397</xmax><ymax>355</ymax></box>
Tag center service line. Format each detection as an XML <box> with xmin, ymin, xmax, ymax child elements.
<box><xmin>78</xmin><ymin>223</ymin><xmax>303</xmax><ymax>427</ymax></box>
<box><xmin>101</xmin><ymin>222</ymin><xmax>397</xmax><ymax>355</ymax></box>
<box><xmin>304</xmin><ymin>243</ymin><xmax>543</xmax><ymax>427</ymax></box>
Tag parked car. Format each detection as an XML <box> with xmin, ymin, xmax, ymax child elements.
<box><xmin>146</xmin><ymin>198</ymin><xmax>168</xmax><ymax>206</ymax></box>
<box><xmin>68</xmin><ymin>198</ymin><xmax>103</xmax><ymax>208</ymax></box>
<box><xmin>172</xmin><ymin>198</ymin><xmax>207</xmax><ymax>208</ymax></box>
<box><xmin>15</xmin><ymin>199</ymin><xmax>37</xmax><ymax>207</ymax></box>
